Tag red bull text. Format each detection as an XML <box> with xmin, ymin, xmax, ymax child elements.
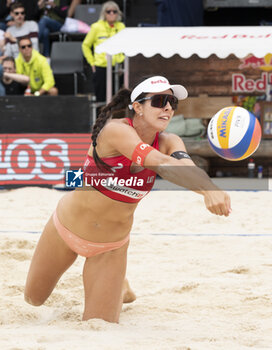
<box><xmin>232</xmin><ymin>72</ymin><xmax>272</xmax><ymax>93</ymax></box>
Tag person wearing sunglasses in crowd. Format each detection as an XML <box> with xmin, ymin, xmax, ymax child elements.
<box><xmin>24</xmin><ymin>75</ymin><xmax>231</xmax><ymax>323</ymax></box>
<box><xmin>4</xmin><ymin>2</ymin><xmax>39</xmax><ymax>59</ymax></box>
<box><xmin>0</xmin><ymin>0</ymin><xmax>40</xmax><ymax>30</ymax></box>
<box><xmin>16</xmin><ymin>36</ymin><xmax>58</xmax><ymax>96</ymax></box>
<box><xmin>82</xmin><ymin>1</ymin><xmax>125</xmax><ymax>103</ymax></box>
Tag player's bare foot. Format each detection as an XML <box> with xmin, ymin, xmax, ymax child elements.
<box><xmin>122</xmin><ymin>278</ymin><xmax>136</xmax><ymax>303</ymax></box>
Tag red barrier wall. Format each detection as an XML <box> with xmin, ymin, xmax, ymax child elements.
<box><xmin>0</xmin><ymin>133</ymin><xmax>91</xmax><ymax>185</ymax></box>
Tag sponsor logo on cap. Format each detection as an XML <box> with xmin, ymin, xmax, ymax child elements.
<box><xmin>151</xmin><ymin>79</ymin><xmax>168</xmax><ymax>84</ymax></box>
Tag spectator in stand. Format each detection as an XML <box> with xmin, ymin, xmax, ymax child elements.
<box><xmin>2</xmin><ymin>56</ymin><xmax>29</xmax><ymax>95</ymax></box>
<box><xmin>16</xmin><ymin>36</ymin><xmax>58</xmax><ymax>96</ymax></box>
<box><xmin>0</xmin><ymin>63</ymin><xmax>5</xmax><ymax>95</ymax></box>
<box><xmin>82</xmin><ymin>1</ymin><xmax>125</xmax><ymax>102</ymax></box>
<box><xmin>4</xmin><ymin>2</ymin><xmax>39</xmax><ymax>59</ymax></box>
<box><xmin>0</xmin><ymin>0</ymin><xmax>40</xmax><ymax>30</ymax></box>
<box><xmin>0</xmin><ymin>0</ymin><xmax>14</xmax><ymax>31</ymax></box>
<box><xmin>38</xmin><ymin>0</ymin><xmax>70</xmax><ymax>58</ymax></box>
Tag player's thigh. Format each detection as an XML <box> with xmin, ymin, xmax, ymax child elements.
<box><xmin>82</xmin><ymin>241</ymin><xmax>129</xmax><ymax>322</ymax></box>
<box><xmin>25</xmin><ymin>214</ymin><xmax>77</xmax><ymax>305</ymax></box>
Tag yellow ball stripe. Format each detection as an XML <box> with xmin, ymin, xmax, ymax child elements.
<box><xmin>217</xmin><ymin>106</ymin><xmax>235</xmax><ymax>149</ymax></box>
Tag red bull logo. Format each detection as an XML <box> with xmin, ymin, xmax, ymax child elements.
<box><xmin>239</xmin><ymin>54</ymin><xmax>272</xmax><ymax>71</ymax></box>
<box><xmin>239</xmin><ymin>55</ymin><xmax>265</xmax><ymax>69</ymax></box>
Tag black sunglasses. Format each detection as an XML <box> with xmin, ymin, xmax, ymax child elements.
<box><xmin>136</xmin><ymin>94</ymin><xmax>179</xmax><ymax>110</ymax></box>
<box><xmin>106</xmin><ymin>9</ymin><xmax>117</xmax><ymax>14</ymax></box>
<box><xmin>14</xmin><ymin>11</ymin><xmax>25</xmax><ymax>15</ymax></box>
<box><xmin>20</xmin><ymin>44</ymin><xmax>32</xmax><ymax>49</ymax></box>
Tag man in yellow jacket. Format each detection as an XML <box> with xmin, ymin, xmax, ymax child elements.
<box><xmin>82</xmin><ymin>1</ymin><xmax>125</xmax><ymax>102</ymax></box>
<box><xmin>16</xmin><ymin>36</ymin><xmax>58</xmax><ymax>96</ymax></box>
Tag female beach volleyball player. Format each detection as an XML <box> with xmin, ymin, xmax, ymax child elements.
<box><xmin>24</xmin><ymin>75</ymin><xmax>231</xmax><ymax>323</ymax></box>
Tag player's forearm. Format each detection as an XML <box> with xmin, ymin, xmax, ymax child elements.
<box><xmin>156</xmin><ymin>162</ymin><xmax>219</xmax><ymax>194</ymax></box>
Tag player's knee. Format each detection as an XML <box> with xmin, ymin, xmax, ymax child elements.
<box><xmin>24</xmin><ymin>292</ymin><xmax>44</xmax><ymax>306</ymax></box>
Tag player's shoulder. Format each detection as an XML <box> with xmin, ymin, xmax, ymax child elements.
<box><xmin>159</xmin><ymin>131</ymin><xmax>181</xmax><ymax>143</ymax></box>
<box><xmin>102</xmin><ymin>118</ymin><xmax>132</xmax><ymax>134</ymax></box>
<box><xmin>159</xmin><ymin>131</ymin><xmax>185</xmax><ymax>154</ymax></box>
<box><xmin>106</xmin><ymin>117</ymin><xmax>131</xmax><ymax>127</ymax></box>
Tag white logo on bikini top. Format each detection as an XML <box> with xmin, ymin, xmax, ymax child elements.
<box><xmin>111</xmin><ymin>163</ymin><xmax>124</xmax><ymax>172</ymax></box>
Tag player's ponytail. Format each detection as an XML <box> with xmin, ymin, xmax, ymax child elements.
<box><xmin>91</xmin><ymin>88</ymin><xmax>132</xmax><ymax>171</ymax></box>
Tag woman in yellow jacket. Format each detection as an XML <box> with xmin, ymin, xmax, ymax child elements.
<box><xmin>82</xmin><ymin>1</ymin><xmax>125</xmax><ymax>102</ymax></box>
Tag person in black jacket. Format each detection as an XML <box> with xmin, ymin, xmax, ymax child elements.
<box><xmin>38</xmin><ymin>0</ymin><xmax>70</xmax><ymax>57</ymax></box>
<box><xmin>0</xmin><ymin>0</ymin><xmax>13</xmax><ymax>31</ymax></box>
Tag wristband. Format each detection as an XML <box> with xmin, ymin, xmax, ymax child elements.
<box><xmin>170</xmin><ymin>151</ymin><xmax>191</xmax><ymax>160</ymax></box>
<box><xmin>132</xmin><ymin>142</ymin><xmax>154</xmax><ymax>166</ymax></box>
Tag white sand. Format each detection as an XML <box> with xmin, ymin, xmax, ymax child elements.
<box><xmin>0</xmin><ymin>187</ymin><xmax>272</xmax><ymax>350</ymax></box>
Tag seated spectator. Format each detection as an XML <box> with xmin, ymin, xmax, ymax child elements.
<box><xmin>15</xmin><ymin>36</ymin><xmax>58</xmax><ymax>96</ymax></box>
<box><xmin>4</xmin><ymin>2</ymin><xmax>39</xmax><ymax>58</ymax></box>
<box><xmin>0</xmin><ymin>63</ymin><xmax>5</xmax><ymax>95</ymax></box>
<box><xmin>38</xmin><ymin>0</ymin><xmax>70</xmax><ymax>58</ymax></box>
<box><xmin>0</xmin><ymin>0</ymin><xmax>40</xmax><ymax>26</ymax></box>
<box><xmin>0</xmin><ymin>0</ymin><xmax>13</xmax><ymax>31</ymax></box>
<box><xmin>2</xmin><ymin>56</ymin><xmax>29</xmax><ymax>94</ymax></box>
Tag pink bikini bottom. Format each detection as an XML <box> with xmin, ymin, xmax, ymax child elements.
<box><xmin>53</xmin><ymin>211</ymin><xmax>130</xmax><ymax>258</ymax></box>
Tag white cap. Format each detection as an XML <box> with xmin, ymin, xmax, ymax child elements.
<box><xmin>130</xmin><ymin>76</ymin><xmax>188</xmax><ymax>104</ymax></box>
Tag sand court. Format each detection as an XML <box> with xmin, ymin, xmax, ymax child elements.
<box><xmin>0</xmin><ymin>187</ymin><xmax>272</xmax><ymax>349</ymax></box>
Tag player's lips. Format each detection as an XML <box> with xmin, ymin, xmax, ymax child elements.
<box><xmin>158</xmin><ymin>115</ymin><xmax>171</xmax><ymax>120</ymax></box>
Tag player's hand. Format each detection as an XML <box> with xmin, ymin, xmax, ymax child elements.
<box><xmin>203</xmin><ymin>190</ymin><xmax>231</xmax><ymax>216</ymax></box>
<box><xmin>4</xmin><ymin>32</ymin><xmax>16</xmax><ymax>43</ymax></box>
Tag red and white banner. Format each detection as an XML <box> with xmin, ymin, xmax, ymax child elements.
<box><xmin>0</xmin><ymin>133</ymin><xmax>90</xmax><ymax>185</ymax></box>
<box><xmin>96</xmin><ymin>27</ymin><xmax>272</xmax><ymax>59</ymax></box>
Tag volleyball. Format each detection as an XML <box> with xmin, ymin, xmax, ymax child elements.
<box><xmin>207</xmin><ymin>106</ymin><xmax>261</xmax><ymax>161</ymax></box>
